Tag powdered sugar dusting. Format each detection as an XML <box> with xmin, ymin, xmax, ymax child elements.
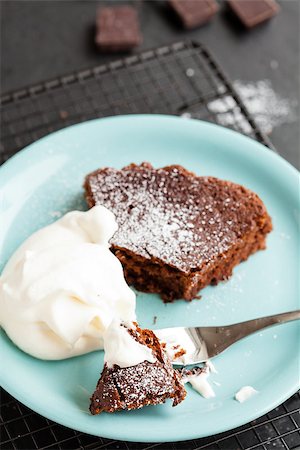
<box><xmin>234</xmin><ymin>80</ymin><xmax>297</xmax><ymax>134</ymax></box>
<box><xmin>113</xmin><ymin>361</ymin><xmax>175</xmax><ymax>407</ymax></box>
<box><xmin>207</xmin><ymin>79</ymin><xmax>297</xmax><ymax>135</ymax></box>
<box><xmin>87</xmin><ymin>163</ymin><xmax>265</xmax><ymax>273</ymax></box>
<box><xmin>49</xmin><ymin>211</ymin><xmax>62</xmax><ymax>219</ymax></box>
<box><xmin>92</xmin><ymin>359</ymin><xmax>184</xmax><ymax>412</ymax></box>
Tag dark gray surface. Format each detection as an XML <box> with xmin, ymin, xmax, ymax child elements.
<box><xmin>1</xmin><ymin>0</ymin><xmax>299</xmax><ymax>167</ymax></box>
<box><xmin>1</xmin><ymin>40</ymin><xmax>300</xmax><ymax>450</ymax></box>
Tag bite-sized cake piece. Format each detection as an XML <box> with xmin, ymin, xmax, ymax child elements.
<box><xmin>90</xmin><ymin>321</ymin><xmax>186</xmax><ymax>414</ymax></box>
<box><xmin>84</xmin><ymin>163</ymin><xmax>272</xmax><ymax>302</ymax></box>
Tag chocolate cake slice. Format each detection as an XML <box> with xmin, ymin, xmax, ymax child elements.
<box><xmin>84</xmin><ymin>163</ymin><xmax>272</xmax><ymax>302</ymax></box>
<box><xmin>90</xmin><ymin>322</ymin><xmax>186</xmax><ymax>414</ymax></box>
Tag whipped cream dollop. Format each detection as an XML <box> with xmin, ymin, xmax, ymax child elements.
<box><xmin>155</xmin><ymin>327</ymin><xmax>201</xmax><ymax>365</ymax></box>
<box><xmin>183</xmin><ymin>363</ymin><xmax>216</xmax><ymax>399</ymax></box>
<box><xmin>188</xmin><ymin>368</ymin><xmax>216</xmax><ymax>399</ymax></box>
<box><xmin>0</xmin><ymin>206</ymin><xmax>136</xmax><ymax>359</ymax></box>
<box><xmin>235</xmin><ymin>386</ymin><xmax>258</xmax><ymax>403</ymax></box>
<box><xmin>104</xmin><ymin>320</ymin><xmax>155</xmax><ymax>368</ymax></box>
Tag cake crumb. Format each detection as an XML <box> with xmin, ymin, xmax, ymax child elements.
<box><xmin>153</xmin><ymin>316</ymin><xmax>157</xmax><ymax>325</ymax></box>
<box><xmin>49</xmin><ymin>211</ymin><xmax>62</xmax><ymax>218</ymax></box>
<box><xmin>174</xmin><ymin>348</ymin><xmax>186</xmax><ymax>359</ymax></box>
<box><xmin>59</xmin><ymin>110</ymin><xmax>69</xmax><ymax>120</ymax></box>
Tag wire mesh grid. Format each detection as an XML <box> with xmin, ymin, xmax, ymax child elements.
<box><xmin>1</xmin><ymin>41</ymin><xmax>275</xmax><ymax>165</ymax></box>
<box><xmin>1</xmin><ymin>388</ymin><xmax>300</xmax><ymax>450</ymax></box>
<box><xmin>0</xmin><ymin>40</ymin><xmax>298</xmax><ymax>449</ymax></box>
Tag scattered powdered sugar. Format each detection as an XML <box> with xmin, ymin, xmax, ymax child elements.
<box><xmin>233</xmin><ymin>80</ymin><xmax>298</xmax><ymax>134</ymax></box>
<box><xmin>186</xmin><ymin>68</ymin><xmax>195</xmax><ymax>77</ymax></box>
<box><xmin>87</xmin><ymin>164</ymin><xmax>266</xmax><ymax>273</ymax></box>
<box><xmin>92</xmin><ymin>335</ymin><xmax>187</xmax><ymax>412</ymax></box>
<box><xmin>113</xmin><ymin>362</ymin><xmax>175</xmax><ymax>406</ymax></box>
<box><xmin>278</xmin><ymin>232</ymin><xmax>291</xmax><ymax>240</ymax></box>
<box><xmin>49</xmin><ymin>211</ymin><xmax>62</xmax><ymax>219</ymax></box>
<box><xmin>235</xmin><ymin>386</ymin><xmax>258</xmax><ymax>403</ymax></box>
<box><xmin>181</xmin><ymin>112</ymin><xmax>192</xmax><ymax>119</ymax></box>
<box><xmin>92</xmin><ymin>360</ymin><xmax>180</xmax><ymax>412</ymax></box>
<box><xmin>207</xmin><ymin>79</ymin><xmax>297</xmax><ymax>135</ymax></box>
<box><xmin>270</xmin><ymin>60</ymin><xmax>279</xmax><ymax>70</ymax></box>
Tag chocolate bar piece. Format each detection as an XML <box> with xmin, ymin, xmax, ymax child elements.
<box><xmin>95</xmin><ymin>6</ymin><xmax>142</xmax><ymax>52</ymax></box>
<box><xmin>169</xmin><ymin>0</ymin><xmax>219</xmax><ymax>29</ymax></box>
<box><xmin>228</xmin><ymin>0</ymin><xmax>279</xmax><ymax>28</ymax></box>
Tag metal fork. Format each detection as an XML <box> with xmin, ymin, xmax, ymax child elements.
<box><xmin>155</xmin><ymin>310</ymin><xmax>300</xmax><ymax>365</ymax></box>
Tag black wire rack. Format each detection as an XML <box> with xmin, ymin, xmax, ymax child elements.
<box><xmin>1</xmin><ymin>40</ymin><xmax>276</xmax><ymax>165</ymax></box>
<box><xmin>0</xmin><ymin>41</ymin><xmax>299</xmax><ymax>450</ymax></box>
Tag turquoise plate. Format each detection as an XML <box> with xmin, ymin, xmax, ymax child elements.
<box><xmin>0</xmin><ymin>115</ymin><xmax>299</xmax><ymax>442</ymax></box>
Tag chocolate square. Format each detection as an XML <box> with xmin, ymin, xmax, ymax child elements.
<box><xmin>228</xmin><ymin>0</ymin><xmax>279</xmax><ymax>28</ymax></box>
<box><xmin>169</xmin><ymin>0</ymin><xmax>219</xmax><ymax>29</ymax></box>
<box><xmin>95</xmin><ymin>6</ymin><xmax>142</xmax><ymax>52</ymax></box>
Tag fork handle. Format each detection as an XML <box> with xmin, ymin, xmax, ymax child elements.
<box><xmin>223</xmin><ymin>310</ymin><xmax>300</xmax><ymax>343</ymax></box>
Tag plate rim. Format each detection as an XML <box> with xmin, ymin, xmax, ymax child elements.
<box><xmin>0</xmin><ymin>114</ymin><xmax>299</xmax><ymax>443</ymax></box>
<box><xmin>1</xmin><ymin>114</ymin><xmax>299</xmax><ymax>180</ymax></box>
<box><xmin>0</xmin><ymin>357</ymin><xmax>299</xmax><ymax>443</ymax></box>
